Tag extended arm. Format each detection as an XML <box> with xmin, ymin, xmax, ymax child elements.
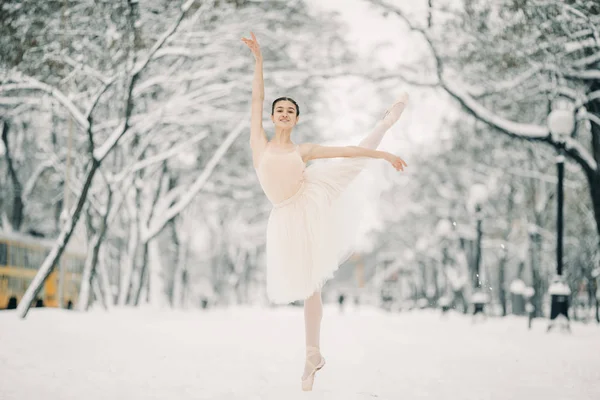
<box><xmin>304</xmin><ymin>145</ymin><xmax>385</xmax><ymax>161</ymax></box>
<box><xmin>250</xmin><ymin>58</ymin><xmax>267</xmax><ymax>146</ymax></box>
<box><xmin>302</xmin><ymin>144</ymin><xmax>407</xmax><ymax>171</ymax></box>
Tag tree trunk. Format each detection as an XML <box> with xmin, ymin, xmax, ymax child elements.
<box><xmin>78</xmin><ymin>185</ymin><xmax>112</xmax><ymax>311</ymax></box>
<box><xmin>91</xmin><ymin>276</ymin><xmax>106</xmax><ymax>310</ymax></box>
<box><xmin>1</xmin><ymin>119</ymin><xmax>24</xmax><ymax>231</ymax></box>
<box><xmin>419</xmin><ymin>261</ymin><xmax>428</xmax><ymax>300</ymax></box>
<box><xmin>17</xmin><ymin>159</ymin><xmax>100</xmax><ymax>318</ymax></box>
<box><xmin>586</xmin><ymin>90</ymin><xmax>600</xmax><ymax>246</ymax></box>
<box><xmin>585</xmin><ymin>154</ymin><xmax>600</xmax><ymax>246</ymax></box>
<box><xmin>171</xmin><ymin>230</ymin><xmax>188</xmax><ymax>309</ymax></box>
<box><xmin>78</xmin><ymin>240</ymin><xmax>95</xmax><ymax>311</ymax></box>
<box><xmin>499</xmin><ymin>254</ymin><xmax>507</xmax><ymax>316</ymax></box>
<box><xmin>133</xmin><ymin>242</ymin><xmax>149</xmax><ymax>306</ymax></box>
<box><xmin>77</xmin><ymin>229</ymin><xmax>107</xmax><ymax>311</ymax></box>
<box><xmin>591</xmin><ymin>276</ymin><xmax>599</xmax><ymax>324</ymax></box>
<box><xmin>594</xmin><ymin>295</ymin><xmax>600</xmax><ymax>324</ymax></box>
<box><xmin>517</xmin><ymin>260</ymin><xmax>525</xmax><ymax>280</ymax></box>
<box><xmin>117</xmin><ymin>193</ymin><xmax>139</xmax><ymax>306</ymax></box>
<box><xmin>432</xmin><ymin>263</ymin><xmax>440</xmax><ymax>304</ymax></box>
<box><xmin>530</xmin><ymin>232</ymin><xmax>544</xmax><ymax>318</ymax></box>
<box><xmin>96</xmin><ymin>247</ymin><xmax>113</xmax><ymax>308</ymax></box>
<box><xmin>147</xmin><ymin>239</ymin><xmax>166</xmax><ymax>307</ymax></box>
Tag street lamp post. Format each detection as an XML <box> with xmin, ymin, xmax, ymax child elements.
<box><xmin>547</xmin><ymin>106</ymin><xmax>575</xmax><ymax>331</ymax></box>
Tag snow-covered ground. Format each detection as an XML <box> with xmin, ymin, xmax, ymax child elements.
<box><xmin>1</xmin><ymin>305</ymin><xmax>599</xmax><ymax>400</ymax></box>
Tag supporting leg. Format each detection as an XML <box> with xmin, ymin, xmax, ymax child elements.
<box><xmin>303</xmin><ymin>291</ymin><xmax>323</xmax><ymax>380</ymax></box>
<box><xmin>304</xmin><ymin>290</ymin><xmax>322</xmax><ymax>348</ymax></box>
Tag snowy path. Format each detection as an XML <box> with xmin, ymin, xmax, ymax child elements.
<box><xmin>1</xmin><ymin>306</ymin><xmax>599</xmax><ymax>400</ymax></box>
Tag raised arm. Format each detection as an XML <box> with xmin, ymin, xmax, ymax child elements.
<box><xmin>242</xmin><ymin>32</ymin><xmax>268</xmax><ymax>158</ymax></box>
<box><xmin>301</xmin><ymin>144</ymin><xmax>407</xmax><ymax>171</ymax></box>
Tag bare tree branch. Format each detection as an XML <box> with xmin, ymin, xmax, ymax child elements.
<box><xmin>143</xmin><ymin>116</ymin><xmax>247</xmax><ymax>242</ymax></box>
<box><xmin>570</xmin><ymin>50</ymin><xmax>600</xmax><ymax>68</ymax></box>
<box><xmin>114</xmin><ymin>131</ymin><xmax>208</xmax><ymax>183</ymax></box>
<box><xmin>94</xmin><ymin>0</ymin><xmax>198</xmax><ymax>162</ymax></box>
<box><xmin>0</xmin><ymin>79</ymin><xmax>89</xmax><ymax>130</ymax></box>
<box><xmin>131</xmin><ymin>0</ymin><xmax>198</xmax><ymax>76</ymax></box>
<box><xmin>22</xmin><ymin>159</ymin><xmax>56</xmax><ymax>201</ymax></box>
<box><xmin>564</xmin><ymin>69</ymin><xmax>600</xmax><ymax>80</ymax></box>
<box><xmin>582</xmin><ymin>111</ymin><xmax>600</xmax><ymax>127</ymax></box>
<box><xmin>46</xmin><ymin>53</ymin><xmax>112</xmax><ymax>85</ymax></box>
<box><xmin>367</xmin><ymin>0</ymin><xmax>597</xmax><ymax>175</ymax></box>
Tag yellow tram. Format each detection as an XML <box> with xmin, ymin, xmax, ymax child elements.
<box><xmin>0</xmin><ymin>231</ymin><xmax>86</xmax><ymax>310</ymax></box>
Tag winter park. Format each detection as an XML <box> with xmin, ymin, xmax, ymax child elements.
<box><xmin>1</xmin><ymin>0</ymin><xmax>600</xmax><ymax>399</ymax></box>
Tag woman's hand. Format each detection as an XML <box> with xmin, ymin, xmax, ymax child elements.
<box><xmin>241</xmin><ymin>31</ymin><xmax>263</xmax><ymax>62</ymax></box>
<box><xmin>384</xmin><ymin>152</ymin><xmax>408</xmax><ymax>171</ymax></box>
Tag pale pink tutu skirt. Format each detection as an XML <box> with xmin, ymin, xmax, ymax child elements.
<box><xmin>265</xmin><ymin>157</ymin><xmax>370</xmax><ymax>304</ymax></box>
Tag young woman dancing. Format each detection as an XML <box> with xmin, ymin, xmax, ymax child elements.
<box><xmin>242</xmin><ymin>32</ymin><xmax>409</xmax><ymax>391</ymax></box>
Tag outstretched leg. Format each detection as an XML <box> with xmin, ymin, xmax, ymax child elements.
<box><xmin>303</xmin><ymin>92</ymin><xmax>409</xmax><ymax>198</ymax></box>
<box><xmin>358</xmin><ymin>92</ymin><xmax>409</xmax><ymax>150</ymax></box>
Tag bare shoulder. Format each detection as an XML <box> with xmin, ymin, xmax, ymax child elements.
<box><xmin>297</xmin><ymin>143</ymin><xmax>317</xmax><ymax>162</ymax></box>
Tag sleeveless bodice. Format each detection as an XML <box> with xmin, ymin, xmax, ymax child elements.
<box><xmin>255</xmin><ymin>146</ymin><xmax>306</xmax><ymax>205</ymax></box>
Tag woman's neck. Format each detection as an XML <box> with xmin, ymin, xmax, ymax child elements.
<box><xmin>271</xmin><ymin>127</ymin><xmax>294</xmax><ymax>144</ymax></box>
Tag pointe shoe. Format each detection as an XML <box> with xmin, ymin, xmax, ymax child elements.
<box><xmin>301</xmin><ymin>346</ymin><xmax>326</xmax><ymax>391</ymax></box>
<box><xmin>382</xmin><ymin>92</ymin><xmax>409</xmax><ymax>124</ymax></box>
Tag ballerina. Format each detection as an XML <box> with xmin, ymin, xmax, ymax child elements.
<box><xmin>242</xmin><ymin>32</ymin><xmax>409</xmax><ymax>391</ymax></box>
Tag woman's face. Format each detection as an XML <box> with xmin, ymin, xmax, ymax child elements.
<box><xmin>271</xmin><ymin>100</ymin><xmax>299</xmax><ymax>128</ymax></box>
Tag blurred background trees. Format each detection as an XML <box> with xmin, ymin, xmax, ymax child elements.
<box><xmin>1</xmin><ymin>0</ymin><xmax>598</xmax><ymax>320</ymax></box>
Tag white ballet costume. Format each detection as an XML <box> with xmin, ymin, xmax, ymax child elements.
<box><xmin>254</xmin><ymin>94</ymin><xmax>408</xmax><ymax>304</ymax></box>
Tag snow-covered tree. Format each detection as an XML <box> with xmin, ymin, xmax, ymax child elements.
<box><xmin>1</xmin><ymin>0</ymin><xmax>356</xmax><ymax>314</ymax></box>
<box><xmin>368</xmin><ymin>0</ymin><xmax>600</xmax><ymax>244</ymax></box>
